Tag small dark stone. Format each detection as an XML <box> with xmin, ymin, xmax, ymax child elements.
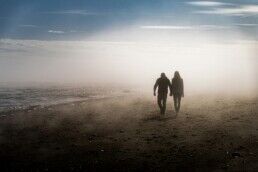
<box><xmin>231</xmin><ymin>152</ymin><xmax>241</xmax><ymax>158</ymax></box>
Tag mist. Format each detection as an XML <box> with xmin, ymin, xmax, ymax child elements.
<box><xmin>0</xmin><ymin>26</ymin><xmax>257</xmax><ymax>96</ymax></box>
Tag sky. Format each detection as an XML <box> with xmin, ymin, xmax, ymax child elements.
<box><xmin>0</xmin><ymin>0</ymin><xmax>257</xmax><ymax>40</ymax></box>
<box><xmin>0</xmin><ymin>0</ymin><xmax>257</xmax><ymax>95</ymax></box>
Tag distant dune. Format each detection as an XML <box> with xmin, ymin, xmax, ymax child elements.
<box><xmin>0</xmin><ymin>94</ymin><xmax>257</xmax><ymax>171</ymax></box>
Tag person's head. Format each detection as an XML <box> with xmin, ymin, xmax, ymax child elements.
<box><xmin>161</xmin><ymin>72</ymin><xmax>166</xmax><ymax>78</ymax></box>
<box><xmin>174</xmin><ymin>71</ymin><xmax>180</xmax><ymax>79</ymax></box>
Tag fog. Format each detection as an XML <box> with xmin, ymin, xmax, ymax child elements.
<box><xmin>0</xmin><ymin>27</ymin><xmax>257</xmax><ymax>96</ymax></box>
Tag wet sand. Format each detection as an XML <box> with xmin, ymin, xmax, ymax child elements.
<box><xmin>0</xmin><ymin>94</ymin><xmax>257</xmax><ymax>171</ymax></box>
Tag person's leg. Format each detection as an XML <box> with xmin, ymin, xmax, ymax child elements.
<box><xmin>157</xmin><ymin>94</ymin><xmax>163</xmax><ymax>114</ymax></box>
<box><xmin>175</xmin><ymin>94</ymin><xmax>179</xmax><ymax>113</ymax></box>
<box><xmin>177</xmin><ymin>96</ymin><xmax>181</xmax><ymax>112</ymax></box>
<box><xmin>173</xmin><ymin>95</ymin><xmax>177</xmax><ymax>112</ymax></box>
<box><xmin>162</xmin><ymin>94</ymin><xmax>167</xmax><ymax>114</ymax></box>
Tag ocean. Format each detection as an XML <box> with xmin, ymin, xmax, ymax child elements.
<box><xmin>0</xmin><ymin>86</ymin><xmax>120</xmax><ymax>113</ymax></box>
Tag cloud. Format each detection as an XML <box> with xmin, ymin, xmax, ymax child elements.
<box><xmin>43</xmin><ymin>10</ymin><xmax>98</xmax><ymax>16</ymax></box>
<box><xmin>195</xmin><ymin>5</ymin><xmax>258</xmax><ymax>16</ymax></box>
<box><xmin>0</xmin><ymin>47</ymin><xmax>28</xmax><ymax>53</ymax></box>
<box><xmin>48</xmin><ymin>30</ymin><xmax>65</xmax><ymax>34</ymax></box>
<box><xmin>140</xmin><ymin>25</ymin><xmax>230</xmax><ymax>30</ymax></box>
<box><xmin>19</xmin><ymin>25</ymin><xmax>38</xmax><ymax>28</ymax></box>
<box><xmin>186</xmin><ymin>1</ymin><xmax>232</xmax><ymax>7</ymax></box>
<box><xmin>199</xmin><ymin>25</ymin><xmax>230</xmax><ymax>29</ymax></box>
<box><xmin>140</xmin><ymin>26</ymin><xmax>194</xmax><ymax>30</ymax></box>
<box><xmin>140</xmin><ymin>24</ymin><xmax>258</xmax><ymax>31</ymax></box>
<box><xmin>234</xmin><ymin>23</ymin><xmax>258</xmax><ymax>26</ymax></box>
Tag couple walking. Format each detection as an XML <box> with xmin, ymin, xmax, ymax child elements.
<box><xmin>154</xmin><ymin>71</ymin><xmax>184</xmax><ymax>115</ymax></box>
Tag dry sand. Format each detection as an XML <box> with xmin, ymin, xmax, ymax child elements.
<box><xmin>0</xmin><ymin>94</ymin><xmax>257</xmax><ymax>171</ymax></box>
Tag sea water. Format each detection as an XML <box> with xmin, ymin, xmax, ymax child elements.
<box><xmin>0</xmin><ymin>86</ymin><xmax>118</xmax><ymax>113</ymax></box>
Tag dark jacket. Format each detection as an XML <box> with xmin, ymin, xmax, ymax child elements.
<box><xmin>171</xmin><ymin>77</ymin><xmax>184</xmax><ymax>96</ymax></box>
<box><xmin>154</xmin><ymin>77</ymin><xmax>172</xmax><ymax>94</ymax></box>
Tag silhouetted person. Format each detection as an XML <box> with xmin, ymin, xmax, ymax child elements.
<box><xmin>154</xmin><ymin>73</ymin><xmax>172</xmax><ymax>115</ymax></box>
<box><xmin>171</xmin><ymin>71</ymin><xmax>184</xmax><ymax>113</ymax></box>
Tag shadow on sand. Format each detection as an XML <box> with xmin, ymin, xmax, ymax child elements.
<box><xmin>142</xmin><ymin>111</ymin><xmax>178</xmax><ymax>122</ymax></box>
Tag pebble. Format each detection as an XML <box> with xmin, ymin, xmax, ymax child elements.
<box><xmin>231</xmin><ymin>152</ymin><xmax>241</xmax><ymax>158</ymax></box>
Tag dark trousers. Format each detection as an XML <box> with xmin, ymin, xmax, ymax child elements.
<box><xmin>173</xmin><ymin>94</ymin><xmax>181</xmax><ymax>113</ymax></box>
<box><xmin>157</xmin><ymin>93</ymin><xmax>167</xmax><ymax>114</ymax></box>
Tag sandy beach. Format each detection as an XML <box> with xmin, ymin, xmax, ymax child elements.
<box><xmin>0</xmin><ymin>94</ymin><xmax>257</xmax><ymax>171</ymax></box>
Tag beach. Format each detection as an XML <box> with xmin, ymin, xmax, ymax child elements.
<box><xmin>0</xmin><ymin>94</ymin><xmax>257</xmax><ymax>171</ymax></box>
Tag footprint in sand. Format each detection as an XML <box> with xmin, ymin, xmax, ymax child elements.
<box><xmin>231</xmin><ymin>117</ymin><xmax>239</xmax><ymax>120</ymax></box>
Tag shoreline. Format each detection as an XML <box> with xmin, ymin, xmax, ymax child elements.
<box><xmin>0</xmin><ymin>94</ymin><xmax>127</xmax><ymax>116</ymax></box>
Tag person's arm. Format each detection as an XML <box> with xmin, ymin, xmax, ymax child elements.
<box><xmin>153</xmin><ymin>79</ymin><xmax>159</xmax><ymax>96</ymax></box>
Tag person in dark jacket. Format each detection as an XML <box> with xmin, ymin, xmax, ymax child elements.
<box><xmin>154</xmin><ymin>73</ymin><xmax>172</xmax><ymax>115</ymax></box>
<box><xmin>171</xmin><ymin>71</ymin><xmax>184</xmax><ymax>113</ymax></box>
